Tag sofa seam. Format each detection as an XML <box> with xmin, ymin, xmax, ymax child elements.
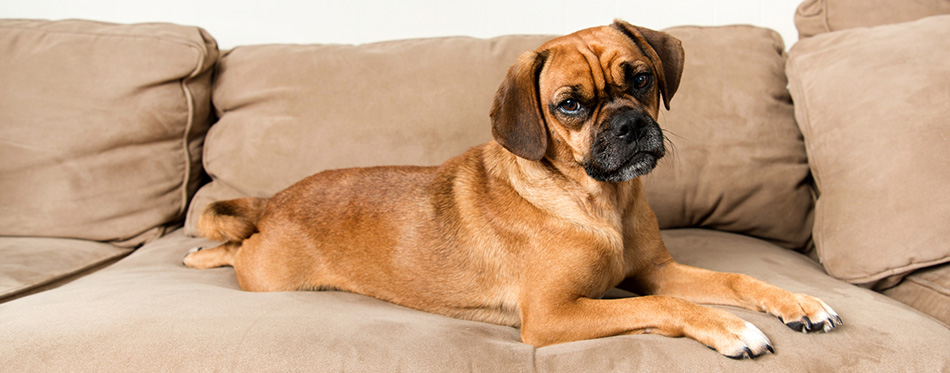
<box><xmin>843</xmin><ymin>255</ymin><xmax>950</xmax><ymax>285</ymax></box>
<box><xmin>820</xmin><ymin>0</ymin><xmax>832</xmax><ymax>34</ymax></box>
<box><xmin>904</xmin><ymin>275</ymin><xmax>950</xmax><ymax>298</ymax></box>
<box><xmin>174</xmin><ymin>31</ymin><xmax>219</xmax><ymax>238</ymax></box>
<box><xmin>177</xmin><ymin>43</ymin><xmax>204</xmax><ymax>219</ymax></box>
<box><xmin>0</xmin><ymin>248</ymin><xmax>132</xmax><ymax>303</ymax></box>
<box><xmin>0</xmin><ymin>21</ymin><xmax>211</xmax><ymax>52</ymax></box>
<box><xmin>125</xmin><ymin>38</ymin><xmax>211</xmax><ymax>244</ymax></box>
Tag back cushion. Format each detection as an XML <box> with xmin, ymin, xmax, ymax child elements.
<box><xmin>187</xmin><ymin>26</ymin><xmax>812</xmax><ymax>250</ymax></box>
<box><xmin>185</xmin><ymin>35</ymin><xmax>551</xmax><ymax>234</ymax></box>
<box><xmin>786</xmin><ymin>15</ymin><xmax>950</xmax><ymax>286</ymax></box>
<box><xmin>645</xmin><ymin>26</ymin><xmax>813</xmax><ymax>250</ymax></box>
<box><xmin>0</xmin><ymin>19</ymin><xmax>218</xmax><ymax>246</ymax></box>
<box><xmin>795</xmin><ymin>0</ymin><xmax>950</xmax><ymax>39</ymax></box>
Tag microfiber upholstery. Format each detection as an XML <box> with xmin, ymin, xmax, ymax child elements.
<box><xmin>188</xmin><ymin>26</ymin><xmax>814</xmax><ymax>251</ymax></box>
<box><xmin>786</xmin><ymin>15</ymin><xmax>950</xmax><ymax>286</ymax></box>
<box><xmin>0</xmin><ymin>19</ymin><xmax>218</xmax><ymax>247</ymax></box>
<box><xmin>1</xmin><ymin>229</ymin><xmax>947</xmax><ymax>371</ymax></box>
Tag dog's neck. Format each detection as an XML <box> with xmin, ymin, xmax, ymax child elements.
<box><xmin>492</xmin><ymin>142</ymin><xmax>637</xmax><ymax>231</ymax></box>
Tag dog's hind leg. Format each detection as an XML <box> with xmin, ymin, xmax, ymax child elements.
<box><xmin>182</xmin><ymin>242</ymin><xmax>240</xmax><ymax>269</ymax></box>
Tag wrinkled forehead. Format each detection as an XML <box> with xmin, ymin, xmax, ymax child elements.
<box><xmin>536</xmin><ymin>26</ymin><xmax>651</xmax><ymax>97</ymax></box>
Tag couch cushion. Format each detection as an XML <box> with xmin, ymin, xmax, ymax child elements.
<box><xmin>794</xmin><ymin>0</ymin><xmax>950</xmax><ymax>39</ymax></box>
<box><xmin>644</xmin><ymin>26</ymin><xmax>813</xmax><ymax>250</ymax></box>
<box><xmin>0</xmin><ymin>237</ymin><xmax>131</xmax><ymax>302</ymax></box>
<box><xmin>187</xmin><ymin>26</ymin><xmax>812</xmax><ymax>251</ymax></box>
<box><xmin>786</xmin><ymin>15</ymin><xmax>950</xmax><ymax>286</ymax></box>
<box><xmin>1</xmin><ymin>228</ymin><xmax>947</xmax><ymax>371</ymax></box>
<box><xmin>883</xmin><ymin>263</ymin><xmax>950</xmax><ymax>327</ymax></box>
<box><xmin>0</xmin><ymin>19</ymin><xmax>218</xmax><ymax>246</ymax></box>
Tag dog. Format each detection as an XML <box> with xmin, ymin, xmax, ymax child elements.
<box><xmin>183</xmin><ymin>20</ymin><xmax>841</xmax><ymax>359</ymax></box>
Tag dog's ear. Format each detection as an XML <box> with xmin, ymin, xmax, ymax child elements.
<box><xmin>613</xmin><ymin>20</ymin><xmax>685</xmax><ymax>110</ymax></box>
<box><xmin>490</xmin><ymin>50</ymin><xmax>549</xmax><ymax>161</ymax></box>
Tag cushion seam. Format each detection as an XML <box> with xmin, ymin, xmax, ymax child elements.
<box><xmin>820</xmin><ymin>0</ymin><xmax>832</xmax><ymax>34</ymax></box>
<box><xmin>0</xmin><ymin>22</ymin><xmax>210</xmax><ymax>52</ymax></box>
<box><xmin>0</xmin><ymin>248</ymin><xmax>132</xmax><ymax>303</ymax></box>
<box><xmin>843</xmin><ymin>256</ymin><xmax>950</xmax><ymax>284</ymax></box>
<box><xmin>177</xmin><ymin>41</ymin><xmax>208</xmax><ymax>218</ymax></box>
<box><xmin>904</xmin><ymin>275</ymin><xmax>950</xmax><ymax>297</ymax></box>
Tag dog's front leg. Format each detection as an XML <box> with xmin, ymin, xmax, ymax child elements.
<box><xmin>632</xmin><ymin>261</ymin><xmax>842</xmax><ymax>334</ymax></box>
<box><xmin>518</xmin><ymin>292</ymin><xmax>774</xmax><ymax>359</ymax></box>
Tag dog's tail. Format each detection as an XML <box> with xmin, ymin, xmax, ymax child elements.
<box><xmin>196</xmin><ymin>197</ymin><xmax>268</xmax><ymax>242</ymax></box>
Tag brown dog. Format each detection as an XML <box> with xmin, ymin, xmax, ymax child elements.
<box><xmin>184</xmin><ymin>20</ymin><xmax>841</xmax><ymax>359</ymax></box>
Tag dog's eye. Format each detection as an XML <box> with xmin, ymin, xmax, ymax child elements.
<box><xmin>557</xmin><ymin>99</ymin><xmax>582</xmax><ymax>114</ymax></box>
<box><xmin>632</xmin><ymin>73</ymin><xmax>652</xmax><ymax>90</ymax></box>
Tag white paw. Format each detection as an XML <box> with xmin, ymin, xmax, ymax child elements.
<box><xmin>719</xmin><ymin>322</ymin><xmax>774</xmax><ymax>359</ymax></box>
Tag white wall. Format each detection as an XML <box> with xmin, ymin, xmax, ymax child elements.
<box><xmin>1</xmin><ymin>0</ymin><xmax>803</xmax><ymax>49</ymax></box>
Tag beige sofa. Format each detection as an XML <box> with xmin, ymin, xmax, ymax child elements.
<box><xmin>2</xmin><ymin>0</ymin><xmax>949</xmax><ymax>370</ymax></box>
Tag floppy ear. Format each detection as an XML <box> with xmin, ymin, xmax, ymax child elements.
<box><xmin>613</xmin><ymin>20</ymin><xmax>685</xmax><ymax>110</ymax></box>
<box><xmin>490</xmin><ymin>50</ymin><xmax>549</xmax><ymax>161</ymax></box>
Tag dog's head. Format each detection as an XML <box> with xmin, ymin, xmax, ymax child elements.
<box><xmin>490</xmin><ymin>20</ymin><xmax>684</xmax><ymax>182</ymax></box>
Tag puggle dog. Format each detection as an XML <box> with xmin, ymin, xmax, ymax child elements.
<box><xmin>184</xmin><ymin>20</ymin><xmax>841</xmax><ymax>359</ymax></box>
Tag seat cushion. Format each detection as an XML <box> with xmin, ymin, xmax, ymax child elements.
<box><xmin>0</xmin><ymin>19</ymin><xmax>218</xmax><ymax>246</ymax></box>
<box><xmin>0</xmin><ymin>237</ymin><xmax>131</xmax><ymax>302</ymax></box>
<box><xmin>883</xmin><ymin>263</ymin><xmax>950</xmax><ymax>327</ymax></box>
<box><xmin>1</xmin><ymin>229</ymin><xmax>946</xmax><ymax>371</ymax></box>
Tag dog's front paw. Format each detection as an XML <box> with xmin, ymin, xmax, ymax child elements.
<box><xmin>774</xmin><ymin>293</ymin><xmax>842</xmax><ymax>333</ymax></box>
<box><xmin>690</xmin><ymin>309</ymin><xmax>774</xmax><ymax>359</ymax></box>
<box><xmin>716</xmin><ymin>322</ymin><xmax>774</xmax><ymax>360</ymax></box>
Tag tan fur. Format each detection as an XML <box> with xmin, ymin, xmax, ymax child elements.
<box><xmin>184</xmin><ymin>20</ymin><xmax>840</xmax><ymax>359</ymax></box>
<box><xmin>195</xmin><ymin>198</ymin><xmax>267</xmax><ymax>243</ymax></box>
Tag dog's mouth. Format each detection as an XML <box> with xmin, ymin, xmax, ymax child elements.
<box><xmin>583</xmin><ymin>115</ymin><xmax>666</xmax><ymax>182</ymax></box>
<box><xmin>585</xmin><ymin>149</ymin><xmax>663</xmax><ymax>182</ymax></box>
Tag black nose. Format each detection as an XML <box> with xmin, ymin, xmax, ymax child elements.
<box><xmin>613</xmin><ymin>121</ymin><xmax>634</xmax><ymax>139</ymax></box>
<box><xmin>608</xmin><ymin>111</ymin><xmax>646</xmax><ymax>142</ymax></box>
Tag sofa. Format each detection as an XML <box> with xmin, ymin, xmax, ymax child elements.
<box><xmin>2</xmin><ymin>0</ymin><xmax>949</xmax><ymax>370</ymax></box>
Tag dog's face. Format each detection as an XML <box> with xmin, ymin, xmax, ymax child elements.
<box><xmin>491</xmin><ymin>21</ymin><xmax>684</xmax><ymax>182</ymax></box>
